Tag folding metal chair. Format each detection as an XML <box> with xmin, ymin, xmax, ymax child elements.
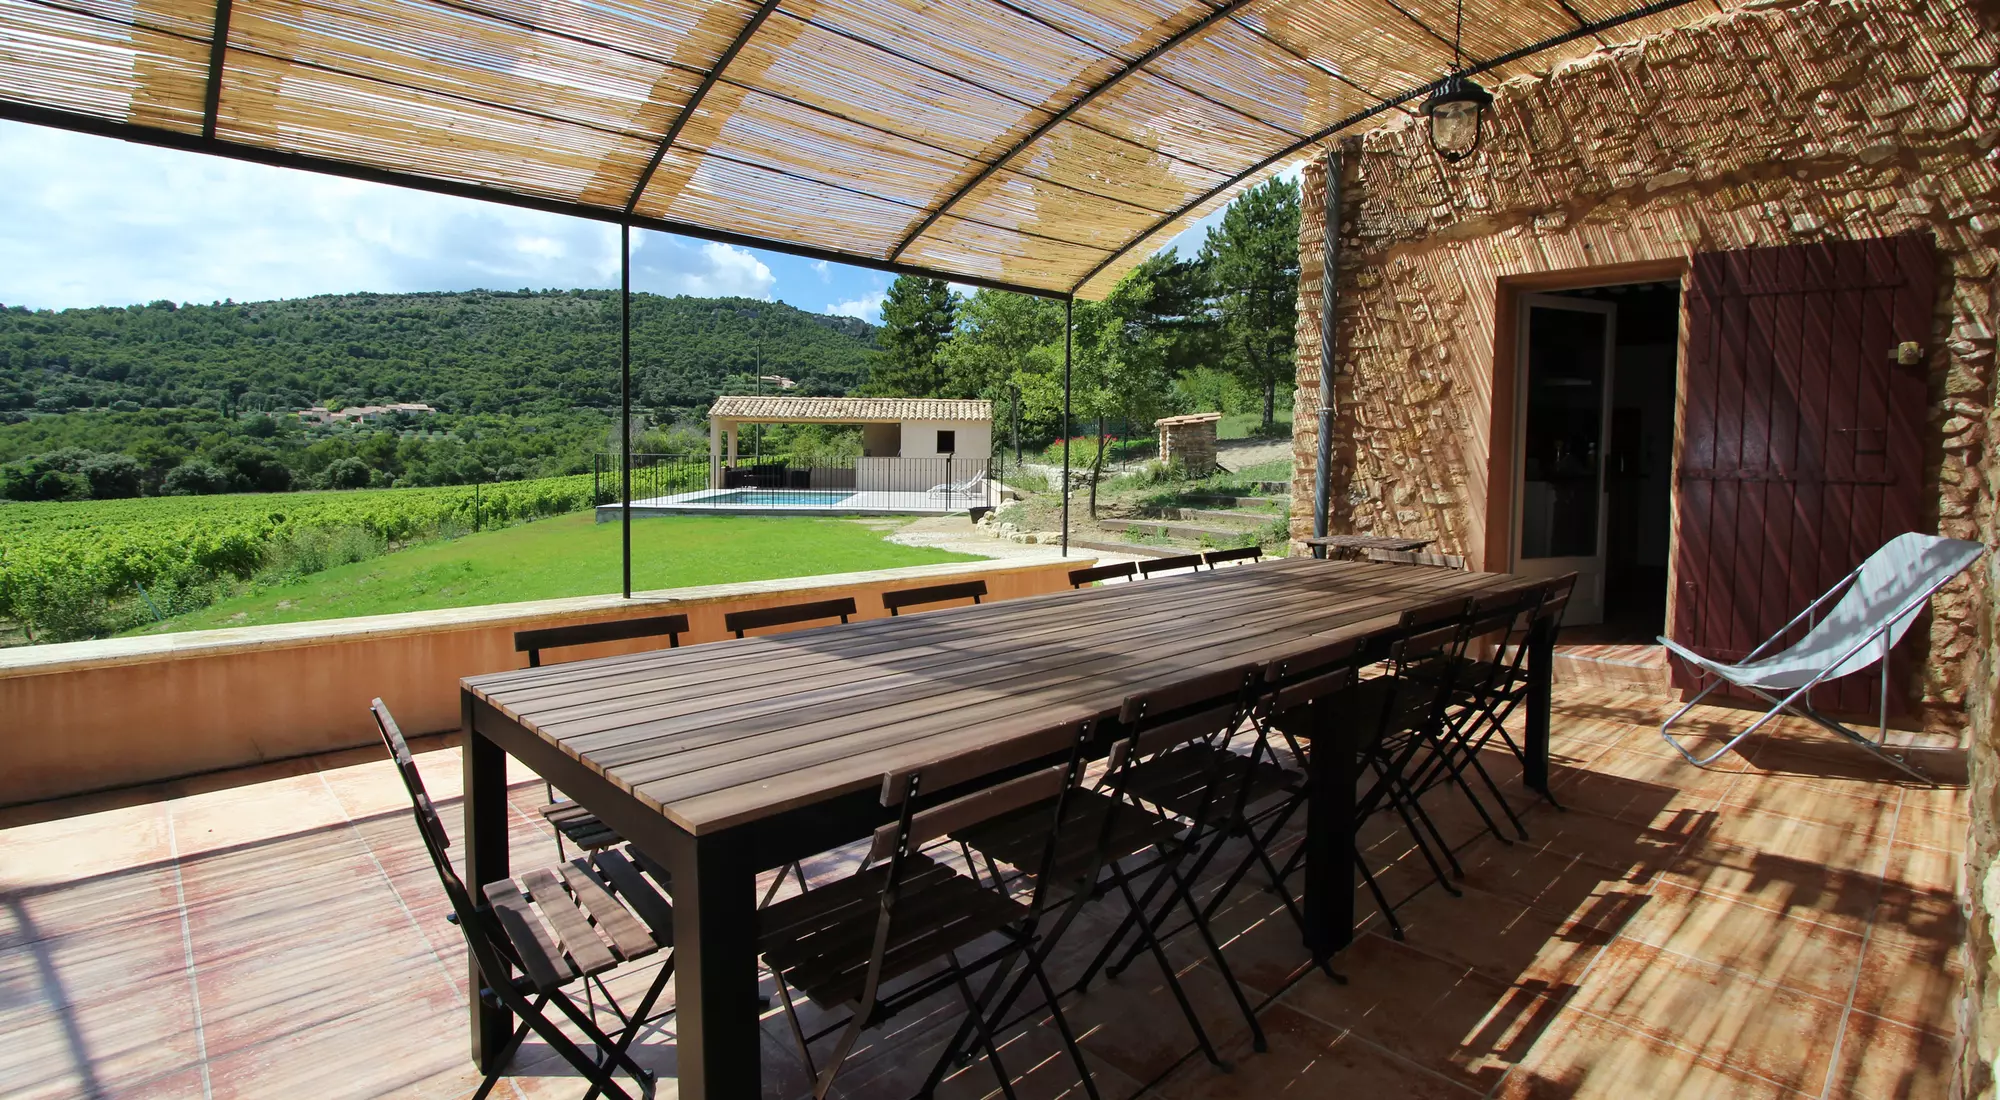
<box><xmin>883</xmin><ymin>578</ymin><xmax>987</xmax><ymax>615</ymax></box>
<box><xmin>1363</xmin><ymin>547</ymin><xmax>1467</xmax><ymax>569</ymax></box>
<box><xmin>761</xmin><ymin>718</ymin><xmax>1103</xmax><ymax>1100</ymax></box>
<box><xmin>1268</xmin><ymin>599</ymin><xmax>1477</xmax><ymax>938</ymax></box>
<box><xmin>371</xmin><ymin>701</ymin><xmax>674</xmax><ymax>1100</ymax></box>
<box><xmin>724</xmin><ymin>596</ymin><xmax>856</xmax><ymax>638</ymax></box>
<box><xmin>942</xmin><ymin>668</ymin><xmax>1270</xmax><ymax>1077</ymax></box>
<box><xmin>515</xmin><ymin>614</ymin><xmax>690</xmax><ymax>862</ymax></box>
<box><xmin>1069</xmin><ymin>561</ymin><xmax>1137</xmax><ymax>588</ymax></box>
<box><xmin>1660</xmin><ymin>533</ymin><xmax>1984</xmax><ymax>781</ymax></box>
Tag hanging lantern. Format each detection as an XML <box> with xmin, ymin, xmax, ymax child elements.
<box><xmin>1423</xmin><ymin>71</ymin><xmax>1493</xmax><ymax>163</ymax></box>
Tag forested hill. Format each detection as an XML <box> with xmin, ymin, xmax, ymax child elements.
<box><xmin>0</xmin><ymin>290</ymin><xmax>878</xmax><ymax>415</ymax></box>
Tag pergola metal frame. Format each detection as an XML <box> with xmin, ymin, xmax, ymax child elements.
<box><xmin>0</xmin><ymin>0</ymin><xmax>1712</xmax><ymax>588</ymax></box>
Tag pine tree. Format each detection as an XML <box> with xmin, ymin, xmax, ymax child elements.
<box><xmin>1199</xmin><ymin>177</ymin><xmax>1300</xmax><ymax>428</ymax></box>
<box><xmin>865</xmin><ymin>276</ymin><xmax>957</xmax><ymax>397</ymax></box>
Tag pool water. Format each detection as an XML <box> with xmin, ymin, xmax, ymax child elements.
<box><xmin>702</xmin><ymin>490</ymin><xmax>858</xmax><ymax>506</ymax></box>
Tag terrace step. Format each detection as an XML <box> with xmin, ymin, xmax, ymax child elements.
<box><xmin>1066</xmin><ymin>538</ymin><xmax>1187</xmax><ymax>559</ymax></box>
<box><xmin>1100</xmin><ymin>518</ymin><xmax>1246</xmax><ymax>542</ymax></box>
<box><xmin>1251</xmin><ymin>480</ymin><xmax>1290</xmax><ymax>495</ymax></box>
<box><xmin>1181</xmin><ymin>493</ymin><xmax>1285</xmax><ymax>509</ymax></box>
<box><xmin>1175</xmin><ymin>507</ymin><xmax>1276</xmax><ymax>525</ymax></box>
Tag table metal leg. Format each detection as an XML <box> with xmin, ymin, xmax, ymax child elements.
<box><xmin>674</xmin><ymin>833</ymin><xmax>763</xmax><ymax>1099</ymax></box>
<box><xmin>461</xmin><ymin>690</ymin><xmax>512</xmax><ymax>1070</ymax></box>
<box><xmin>1524</xmin><ymin>617</ymin><xmax>1554</xmax><ymax>795</ymax></box>
<box><xmin>1302</xmin><ymin>698</ymin><xmax>1356</xmax><ymax>957</ymax></box>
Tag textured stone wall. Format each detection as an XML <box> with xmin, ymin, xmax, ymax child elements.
<box><xmin>1287</xmin><ymin>1</ymin><xmax>1999</xmax><ymax>1090</ymax></box>
<box><xmin>1291</xmin><ymin>0</ymin><xmax>1996</xmax><ymax>704</ymax></box>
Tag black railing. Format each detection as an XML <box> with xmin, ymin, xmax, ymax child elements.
<box><xmin>594</xmin><ymin>453</ymin><xmax>1004</xmax><ymax>513</ymax></box>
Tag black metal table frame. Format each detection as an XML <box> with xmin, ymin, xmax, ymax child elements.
<box><xmin>458</xmin><ymin>610</ymin><xmax>1556</xmax><ymax>1098</ymax></box>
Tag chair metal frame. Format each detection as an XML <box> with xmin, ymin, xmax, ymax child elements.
<box><xmin>371</xmin><ymin>700</ymin><xmax>672</xmax><ymax>1100</ymax></box>
<box><xmin>1659</xmin><ymin>536</ymin><xmax>1984</xmax><ymax>783</ymax></box>
<box><xmin>764</xmin><ymin>719</ymin><xmax>1103</xmax><ymax>1100</ymax></box>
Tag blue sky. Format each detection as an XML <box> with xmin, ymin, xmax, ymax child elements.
<box><xmin>0</xmin><ymin>121</ymin><xmax>1239</xmax><ymax>324</ymax></box>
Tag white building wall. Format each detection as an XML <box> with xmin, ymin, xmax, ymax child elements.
<box><xmin>897</xmin><ymin>419</ymin><xmax>992</xmax><ymax>459</ymax></box>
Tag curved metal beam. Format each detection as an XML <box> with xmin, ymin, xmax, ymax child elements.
<box><xmin>888</xmin><ymin>0</ymin><xmax>1263</xmax><ymax>262</ymax></box>
<box><xmin>1069</xmin><ymin>0</ymin><xmax>1705</xmax><ymax>295</ymax></box>
<box><xmin>625</xmin><ymin>0</ymin><xmax>784</xmax><ymax>215</ymax></box>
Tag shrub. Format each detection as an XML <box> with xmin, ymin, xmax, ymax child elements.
<box><xmin>161</xmin><ymin>460</ymin><xmax>232</xmax><ymax>495</ymax></box>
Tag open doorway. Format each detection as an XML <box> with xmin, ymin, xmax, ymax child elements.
<box><xmin>1513</xmin><ymin>280</ymin><xmax>1680</xmax><ymax>638</ymax></box>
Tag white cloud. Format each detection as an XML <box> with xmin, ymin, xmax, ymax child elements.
<box><xmin>810</xmin><ymin>259</ymin><xmax>831</xmax><ymax>280</ymax></box>
<box><xmin>0</xmin><ymin>123</ymin><xmax>772</xmax><ymax>309</ymax></box>
<box><xmin>826</xmin><ymin>291</ymin><xmax>887</xmax><ymax>322</ymax></box>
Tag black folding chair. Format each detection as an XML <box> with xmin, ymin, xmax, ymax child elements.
<box><xmin>1420</xmin><ymin>575</ymin><xmax>1576</xmax><ymax>812</ymax></box>
<box><xmin>762</xmin><ymin>718</ymin><xmax>1103</xmax><ymax>1100</ymax></box>
<box><xmin>723</xmin><ymin>596</ymin><xmax>856</xmax><ymax>638</ymax></box>
<box><xmin>1138</xmin><ymin>552</ymin><xmax>1206</xmax><ymax>579</ymax></box>
<box><xmin>1363</xmin><ymin>547</ymin><xmax>1468</xmax><ymax>569</ymax></box>
<box><xmin>1271</xmin><ymin>598</ymin><xmax>1478</xmax><ymax>938</ymax></box>
<box><xmin>371</xmin><ymin>700</ymin><xmax>674</xmax><ymax>1100</ymax></box>
<box><xmin>1401</xmin><ymin>581</ymin><xmax>1551</xmax><ymax>840</ymax></box>
<box><xmin>515</xmin><ymin>614</ymin><xmax>690</xmax><ymax>862</ymax></box>
<box><xmin>1202</xmin><ymin>545</ymin><xmax>1264</xmax><ymax>568</ymax></box>
<box><xmin>947</xmin><ymin>666</ymin><xmax>1271</xmax><ymax>1077</ymax></box>
<box><xmin>883</xmin><ymin>578</ymin><xmax>987</xmax><ymax>615</ymax></box>
<box><xmin>1069</xmin><ymin>562</ymin><xmax>1136</xmax><ymax>588</ymax></box>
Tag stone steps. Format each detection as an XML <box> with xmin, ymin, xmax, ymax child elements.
<box><xmin>1181</xmin><ymin>493</ymin><xmax>1286</xmax><ymax>509</ymax></box>
<box><xmin>1176</xmin><ymin>507</ymin><xmax>1275</xmax><ymax>525</ymax></box>
<box><xmin>1100</xmin><ymin>517</ymin><xmax>1247</xmax><ymax>542</ymax></box>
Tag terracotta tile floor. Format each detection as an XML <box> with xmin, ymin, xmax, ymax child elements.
<box><xmin>0</xmin><ymin>688</ymin><xmax>1966</xmax><ymax>1099</ymax></box>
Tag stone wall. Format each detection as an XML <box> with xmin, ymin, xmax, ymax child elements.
<box><xmin>1286</xmin><ymin>0</ymin><xmax>1999</xmax><ymax>1091</ymax></box>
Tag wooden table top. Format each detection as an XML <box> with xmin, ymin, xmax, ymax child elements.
<box><xmin>464</xmin><ymin>558</ymin><xmax>1525</xmax><ymax>836</ymax></box>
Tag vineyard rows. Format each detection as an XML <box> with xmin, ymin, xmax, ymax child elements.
<box><xmin>0</xmin><ymin>475</ymin><xmax>599</xmax><ymax>637</ymax></box>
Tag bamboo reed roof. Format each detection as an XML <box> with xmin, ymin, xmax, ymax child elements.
<box><xmin>0</xmin><ymin>0</ymin><xmax>1723</xmax><ymax>298</ymax></box>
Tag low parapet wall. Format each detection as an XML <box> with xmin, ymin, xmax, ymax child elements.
<box><xmin>0</xmin><ymin>557</ymin><xmax>1082</xmax><ymax>806</ymax></box>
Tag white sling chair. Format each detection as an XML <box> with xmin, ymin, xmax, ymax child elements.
<box><xmin>1660</xmin><ymin>532</ymin><xmax>1985</xmax><ymax>781</ymax></box>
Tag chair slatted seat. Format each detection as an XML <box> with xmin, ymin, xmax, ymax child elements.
<box><xmin>1068</xmin><ymin>561</ymin><xmax>1136</xmax><ymax>588</ymax></box>
<box><xmin>883</xmin><ymin>579</ymin><xmax>987</xmax><ymax>615</ymax></box>
<box><xmin>1114</xmin><ymin>742</ymin><xmax>1299</xmax><ymax>821</ymax></box>
<box><xmin>951</xmin><ymin>789</ymin><xmax>1185</xmax><ymax>886</ymax></box>
<box><xmin>760</xmin><ymin>855</ymin><xmax>1027</xmax><ymax>1008</ymax></box>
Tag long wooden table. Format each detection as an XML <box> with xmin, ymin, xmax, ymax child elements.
<box><xmin>459</xmin><ymin>558</ymin><xmax>1556</xmax><ymax>1097</ymax></box>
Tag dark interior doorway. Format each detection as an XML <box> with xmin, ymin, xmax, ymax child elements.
<box><xmin>1545</xmin><ymin>280</ymin><xmax>1681</xmax><ymax>642</ymax></box>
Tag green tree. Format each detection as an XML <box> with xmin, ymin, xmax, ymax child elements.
<box><xmin>1199</xmin><ymin>176</ymin><xmax>1300</xmax><ymax>428</ymax></box>
<box><xmin>865</xmin><ymin>277</ymin><xmax>957</xmax><ymax>397</ymax></box>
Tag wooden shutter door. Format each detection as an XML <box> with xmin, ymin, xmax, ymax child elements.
<box><xmin>1671</xmin><ymin>233</ymin><xmax>1936</xmax><ymax>714</ymax></box>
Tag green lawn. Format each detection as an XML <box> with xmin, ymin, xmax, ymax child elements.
<box><xmin>129</xmin><ymin>513</ymin><xmax>982</xmax><ymax>633</ymax></box>
<box><xmin>1217</xmin><ymin>408</ymin><xmax>1293</xmax><ymax>441</ymax></box>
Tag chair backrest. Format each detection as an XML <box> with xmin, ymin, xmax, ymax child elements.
<box><xmin>870</xmin><ymin>716</ymin><xmax>1096</xmax><ymax>865</ymax></box>
<box><xmin>1364</xmin><ymin>547</ymin><xmax>1466</xmax><ymax>570</ymax></box>
<box><xmin>883</xmin><ymin>579</ymin><xmax>987</xmax><ymax>616</ymax></box>
<box><xmin>1203</xmin><ymin>545</ymin><xmax>1264</xmax><ymax>568</ymax></box>
<box><xmin>1116</xmin><ymin>664</ymin><xmax>1262</xmax><ymax>763</ymax></box>
<box><xmin>514</xmin><ymin>612</ymin><xmax>690</xmax><ymax>667</ymax></box>
<box><xmin>1765</xmin><ymin>533</ymin><xmax>1984</xmax><ymax>681</ymax></box>
<box><xmin>1069</xmin><ymin>561</ymin><xmax>1137</xmax><ymax>588</ymax></box>
<box><xmin>1262</xmin><ymin>636</ymin><xmax>1365</xmax><ymax>714</ymax></box>
<box><xmin>724</xmin><ymin>596</ymin><xmax>857</xmax><ymax>638</ymax></box>
<box><xmin>1139</xmin><ymin>552</ymin><xmax>1206</xmax><ymax>579</ymax></box>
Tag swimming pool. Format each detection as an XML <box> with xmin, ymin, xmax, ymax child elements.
<box><xmin>701</xmin><ymin>490</ymin><xmax>858</xmax><ymax>506</ymax></box>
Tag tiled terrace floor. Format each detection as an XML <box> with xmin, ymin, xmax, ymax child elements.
<box><xmin>0</xmin><ymin>686</ymin><xmax>1966</xmax><ymax>1099</ymax></box>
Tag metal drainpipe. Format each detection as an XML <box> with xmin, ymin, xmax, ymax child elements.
<box><xmin>1311</xmin><ymin>145</ymin><xmax>1342</xmax><ymax>559</ymax></box>
<box><xmin>1061</xmin><ymin>296</ymin><xmax>1073</xmax><ymax>557</ymax></box>
<box><xmin>621</xmin><ymin>222</ymin><xmax>633</xmax><ymax>598</ymax></box>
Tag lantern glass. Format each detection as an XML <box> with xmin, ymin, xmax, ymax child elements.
<box><xmin>1429</xmin><ymin>98</ymin><xmax>1483</xmax><ymax>161</ymax></box>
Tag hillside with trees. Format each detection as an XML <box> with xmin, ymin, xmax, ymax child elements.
<box><xmin>0</xmin><ymin>291</ymin><xmax>878</xmax><ymax>500</ymax></box>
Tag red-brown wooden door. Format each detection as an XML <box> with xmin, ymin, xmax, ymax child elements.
<box><xmin>1671</xmin><ymin>233</ymin><xmax>1936</xmax><ymax>714</ymax></box>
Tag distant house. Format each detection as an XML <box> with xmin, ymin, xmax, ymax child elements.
<box><xmin>296</xmin><ymin>402</ymin><xmax>438</xmax><ymax>425</ymax></box>
<box><xmin>707</xmin><ymin>396</ymin><xmax>991</xmax><ymax>492</ymax></box>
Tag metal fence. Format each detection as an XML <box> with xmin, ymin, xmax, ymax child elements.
<box><xmin>594</xmin><ymin>452</ymin><xmax>1004</xmax><ymax>512</ymax></box>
